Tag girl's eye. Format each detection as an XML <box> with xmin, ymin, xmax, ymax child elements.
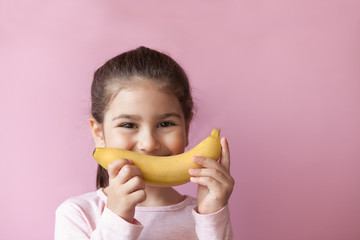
<box><xmin>158</xmin><ymin>121</ymin><xmax>175</xmax><ymax>128</ymax></box>
<box><xmin>119</xmin><ymin>123</ymin><xmax>137</xmax><ymax>129</ymax></box>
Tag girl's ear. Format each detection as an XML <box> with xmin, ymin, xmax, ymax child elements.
<box><xmin>89</xmin><ymin>116</ymin><xmax>105</xmax><ymax>148</ymax></box>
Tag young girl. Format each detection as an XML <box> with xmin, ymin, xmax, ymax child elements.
<box><xmin>55</xmin><ymin>46</ymin><xmax>234</xmax><ymax>239</ymax></box>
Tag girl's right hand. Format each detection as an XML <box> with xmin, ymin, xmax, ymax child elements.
<box><xmin>106</xmin><ymin>159</ymin><xmax>147</xmax><ymax>223</ymax></box>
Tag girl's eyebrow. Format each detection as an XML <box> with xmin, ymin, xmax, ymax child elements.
<box><xmin>158</xmin><ymin>113</ymin><xmax>182</xmax><ymax>120</ymax></box>
<box><xmin>112</xmin><ymin>114</ymin><xmax>140</xmax><ymax>121</ymax></box>
<box><xmin>112</xmin><ymin>113</ymin><xmax>182</xmax><ymax>121</ymax></box>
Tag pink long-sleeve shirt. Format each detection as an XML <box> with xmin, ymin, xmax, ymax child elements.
<box><xmin>55</xmin><ymin>188</ymin><xmax>233</xmax><ymax>239</ymax></box>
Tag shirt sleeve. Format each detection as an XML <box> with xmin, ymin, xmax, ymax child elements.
<box><xmin>192</xmin><ymin>204</ymin><xmax>233</xmax><ymax>240</ymax></box>
<box><xmin>55</xmin><ymin>202</ymin><xmax>143</xmax><ymax>240</ymax></box>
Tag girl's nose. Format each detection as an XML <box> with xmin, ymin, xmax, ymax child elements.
<box><xmin>137</xmin><ymin>129</ymin><xmax>161</xmax><ymax>154</ymax></box>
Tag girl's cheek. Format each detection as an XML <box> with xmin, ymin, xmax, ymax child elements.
<box><xmin>105</xmin><ymin>129</ymin><xmax>135</xmax><ymax>149</ymax></box>
<box><xmin>163</xmin><ymin>130</ymin><xmax>187</xmax><ymax>155</ymax></box>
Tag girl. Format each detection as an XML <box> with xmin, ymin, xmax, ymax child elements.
<box><xmin>55</xmin><ymin>46</ymin><xmax>234</xmax><ymax>239</ymax></box>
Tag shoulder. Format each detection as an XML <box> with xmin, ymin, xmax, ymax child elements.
<box><xmin>56</xmin><ymin>189</ymin><xmax>106</xmax><ymax>218</ymax></box>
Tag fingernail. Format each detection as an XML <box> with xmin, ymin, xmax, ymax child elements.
<box><xmin>189</xmin><ymin>168</ymin><xmax>198</xmax><ymax>174</ymax></box>
<box><xmin>193</xmin><ymin>156</ymin><xmax>204</xmax><ymax>162</ymax></box>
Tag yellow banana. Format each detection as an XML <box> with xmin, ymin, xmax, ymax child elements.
<box><xmin>93</xmin><ymin>129</ymin><xmax>221</xmax><ymax>187</ymax></box>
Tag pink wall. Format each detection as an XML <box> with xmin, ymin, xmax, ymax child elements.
<box><xmin>1</xmin><ymin>1</ymin><xmax>360</xmax><ymax>239</ymax></box>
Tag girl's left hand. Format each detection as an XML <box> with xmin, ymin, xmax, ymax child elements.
<box><xmin>189</xmin><ymin>137</ymin><xmax>234</xmax><ymax>214</ymax></box>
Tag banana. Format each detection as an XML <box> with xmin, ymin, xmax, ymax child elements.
<box><xmin>93</xmin><ymin>129</ymin><xmax>221</xmax><ymax>187</ymax></box>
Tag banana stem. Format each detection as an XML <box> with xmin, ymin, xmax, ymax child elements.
<box><xmin>211</xmin><ymin>129</ymin><xmax>220</xmax><ymax>138</ymax></box>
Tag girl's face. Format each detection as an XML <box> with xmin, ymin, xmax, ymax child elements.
<box><xmin>91</xmin><ymin>80</ymin><xmax>190</xmax><ymax>156</ymax></box>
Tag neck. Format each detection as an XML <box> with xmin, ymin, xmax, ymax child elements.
<box><xmin>137</xmin><ymin>185</ymin><xmax>185</xmax><ymax>207</ymax></box>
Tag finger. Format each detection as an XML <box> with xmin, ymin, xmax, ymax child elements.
<box><xmin>123</xmin><ymin>176</ymin><xmax>146</xmax><ymax>194</ymax></box>
<box><xmin>117</xmin><ymin>164</ymin><xmax>143</xmax><ymax>184</ymax></box>
<box><xmin>189</xmin><ymin>168</ymin><xmax>229</xmax><ymax>184</ymax></box>
<box><xmin>220</xmin><ymin>137</ymin><xmax>231</xmax><ymax>171</ymax></box>
<box><xmin>190</xmin><ymin>176</ymin><xmax>221</xmax><ymax>190</ymax></box>
<box><xmin>129</xmin><ymin>189</ymin><xmax>147</xmax><ymax>204</ymax></box>
<box><xmin>108</xmin><ymin>159</ymin><xmax>131</xmax><ymax>180</ymax></box>
<box><xmin>192</xmin><ymin>156</ymin><xmax>228</xmax><ymax>176</ymax></box>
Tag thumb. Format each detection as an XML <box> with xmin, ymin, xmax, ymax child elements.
<box><xmin>107</xmin><ymin>159</ymin><xmax>131</xmax><ymax>179</ymax></box>
<box><xmin>220</xmin><ymin>137</ymin><xmax>230</xmax><ymax>171</ymax></box>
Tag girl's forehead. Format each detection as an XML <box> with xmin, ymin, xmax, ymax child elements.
<box><xmin>107</xmin><ymin>81</ymin><xmax>182</xmax><ymax>114</ymax></box>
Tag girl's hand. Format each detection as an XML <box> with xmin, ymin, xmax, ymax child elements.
<box><xmin>189</xmin><ymin>137</ymin><xmax>234</xmax><ymax>214</ymax></box>
<box><xmin>106</xmin><ymin>159</ymin><xmax>147</xmax><ymax>223</ymax></box>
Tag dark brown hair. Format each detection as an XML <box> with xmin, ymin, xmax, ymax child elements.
<box><xmin>91</xmin><ymin>46</ymin><xmax>194</xmax><ymax>189</ymax></box>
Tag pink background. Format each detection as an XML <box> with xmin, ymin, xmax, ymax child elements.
<box><xmin>1</xmin><ymin>1</ymin><xmax>360</xmax><ymax>239</ymax></box>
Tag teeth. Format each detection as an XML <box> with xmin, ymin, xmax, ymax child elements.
<box><xmin>93</xmin><ymin>129</ymin><xmax>221</xmax><ymax>187</ymax></box>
